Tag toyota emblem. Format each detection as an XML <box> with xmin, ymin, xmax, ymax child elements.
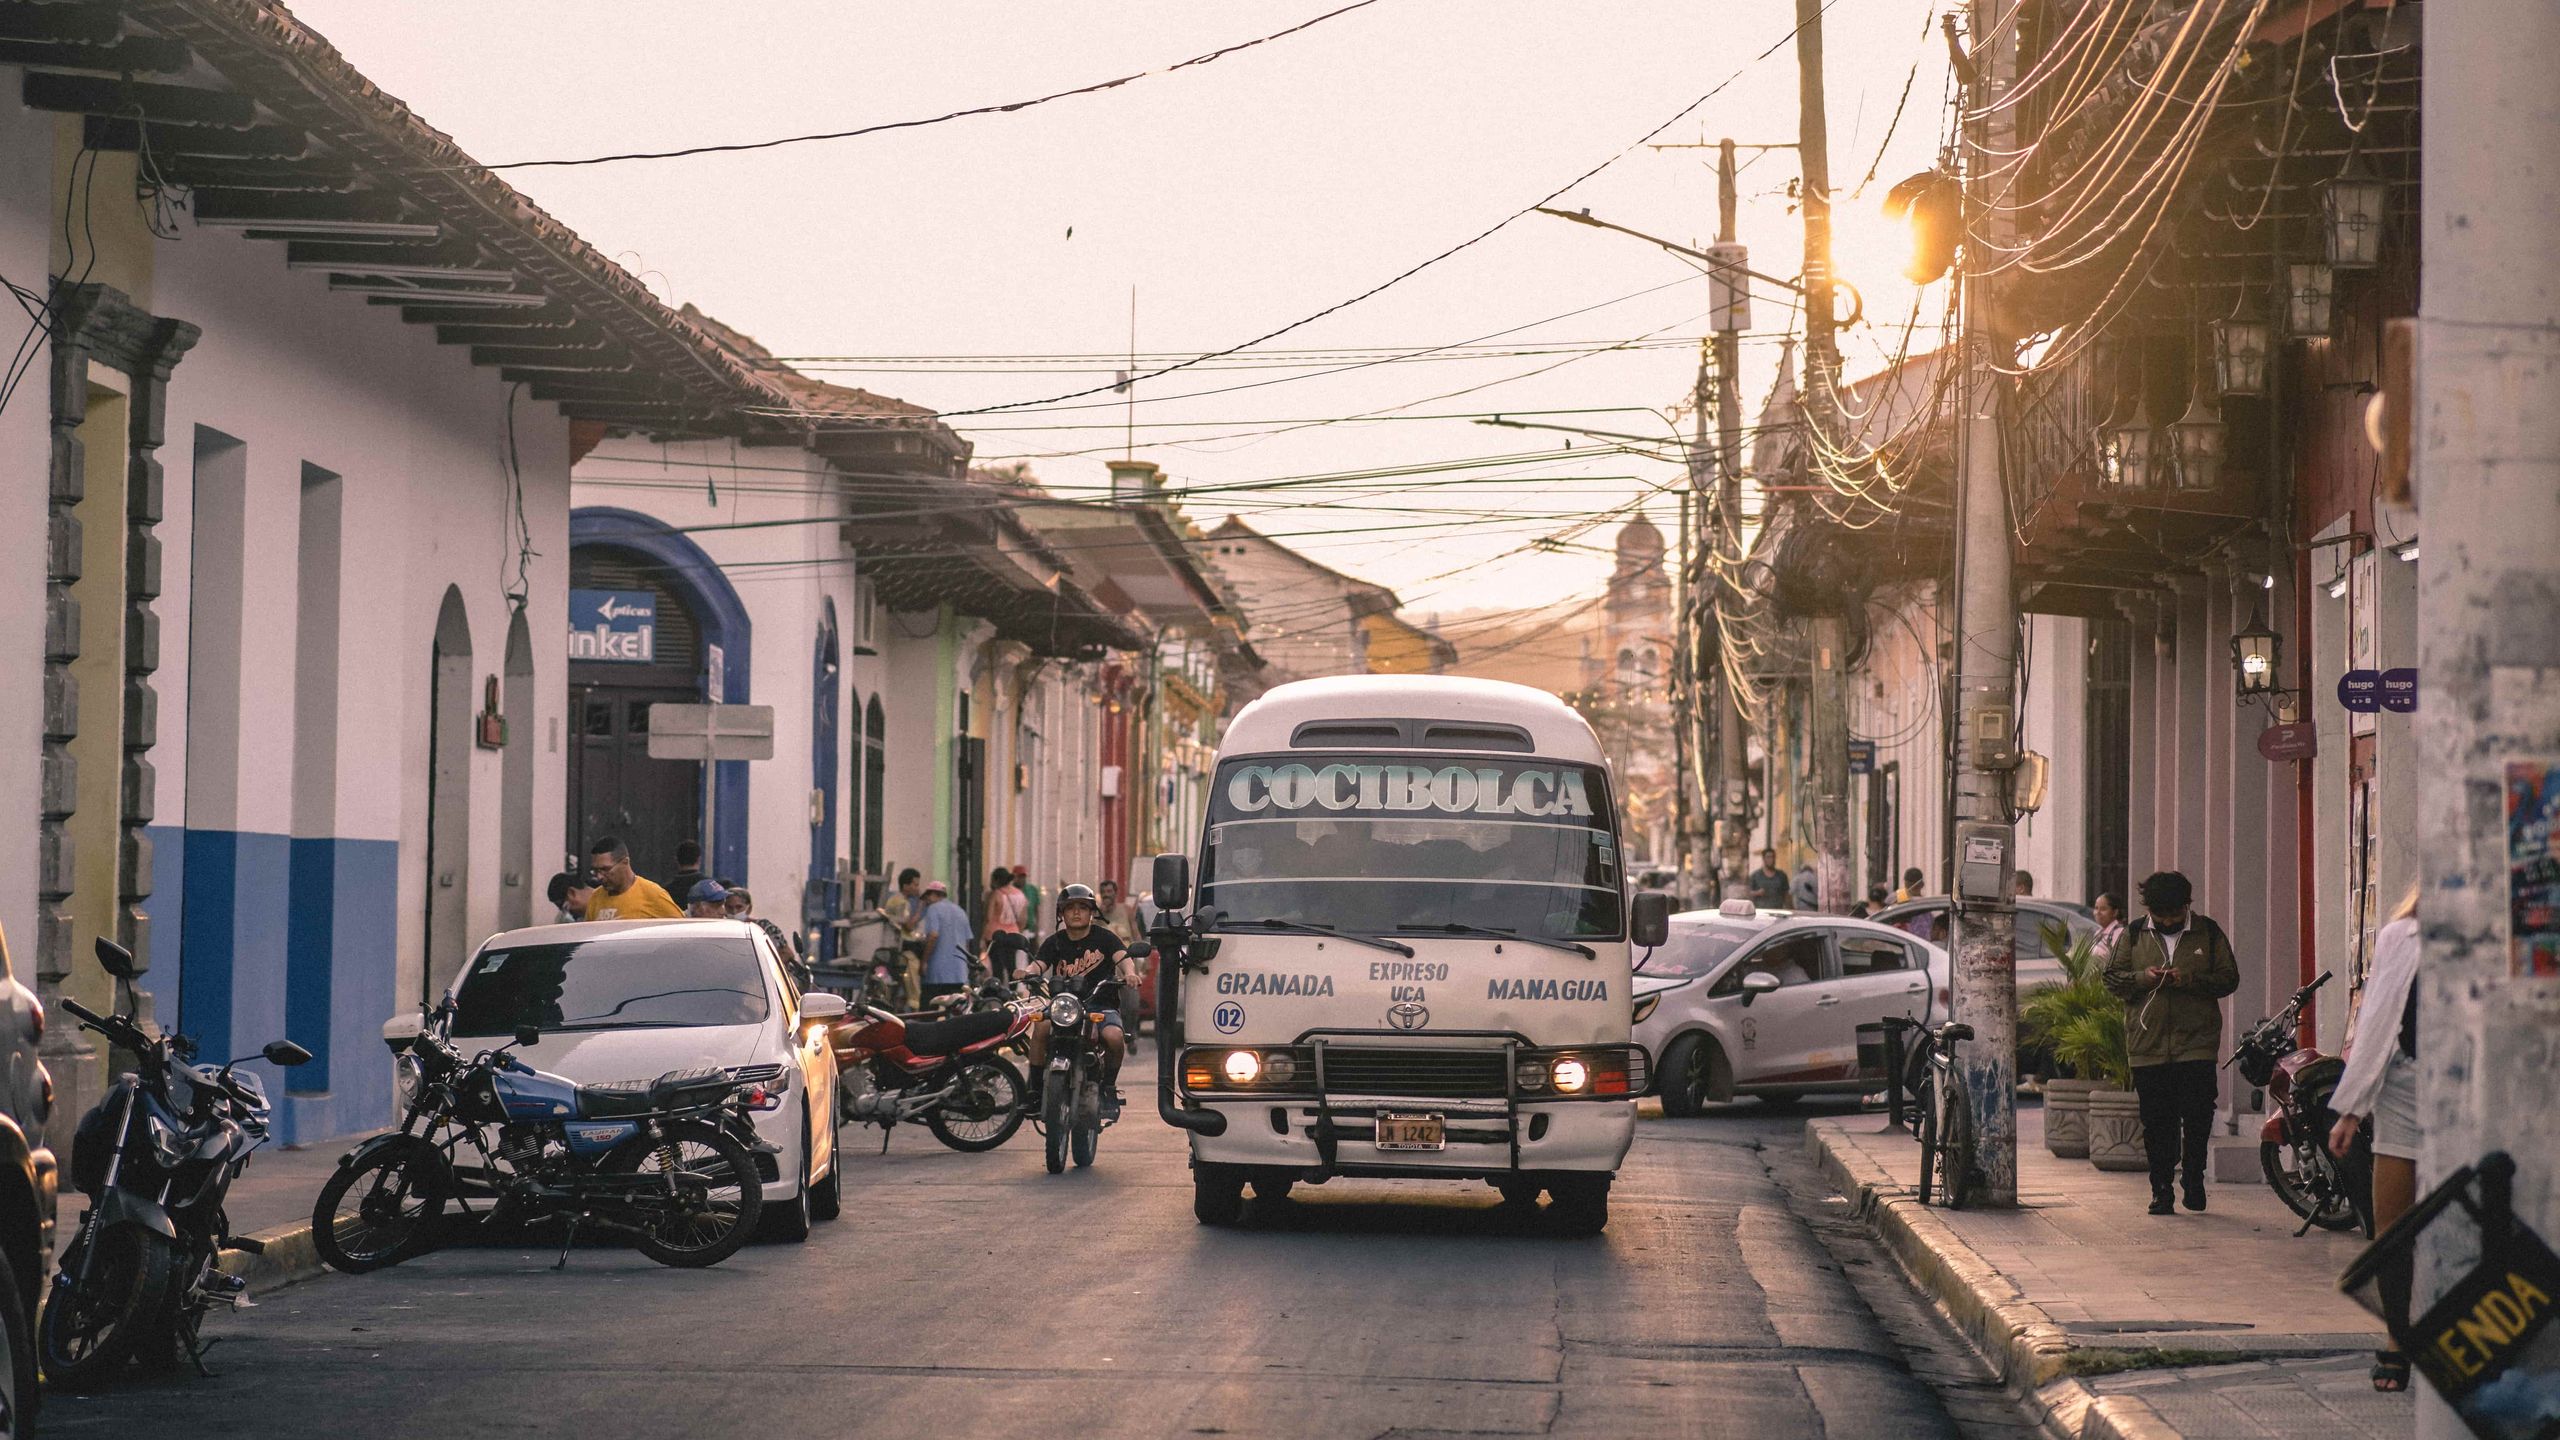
<box><xmin>1386</xmin><ymin>1001</ymin><xmax>1429</xmax><ymax>1031</ymax></box>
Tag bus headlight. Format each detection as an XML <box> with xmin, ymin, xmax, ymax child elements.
<box><xmin>1261</xmin><ymin>1052</ymin><xmax>1297</xmax><ymax>1084</ymax></box>
<box><xmin>1550</xmin><ymin>1056</ymin><xmax>1592</xmax><ymax>1094</ymax></box>
<box><xmin>1222</xmin><ymin>1050</ymin><xmax>1261</xmax><ymax>1084</ymax></box>
<box><xmin>1631</xmin><ymin>993</ymin><xmax>1661</xmax><ymax>1024</ymax></box>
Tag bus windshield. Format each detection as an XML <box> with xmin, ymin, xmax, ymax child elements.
<box><xmin>1197</xmin><ymin>755</ymin><xmax>1624</xmax><ymax>940</ymax></box>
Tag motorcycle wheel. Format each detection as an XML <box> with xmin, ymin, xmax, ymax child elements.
<box><xmin>1071</xmin><ymin>1081</ymin><xmax>1099</xmax><ymax>1169</ymax></box>
<box><xmin>1042</xmin><ymin>1069</ymin><xmax>1071</xmax><ymax>1175</ymax></box>
<box><xmin>40</xmin><ymin>1225</ymin><xmax>172</xmax><ymax>1387</ymax></box>
<box><xmin>2260</xmin><ymin>1139</ymin><xmax>2360</xmax><ymax>1231</ymax></box>
<box><xmin>926</xmin><ymin>1056</ymin><xmax>1029</xmax><ymax>1153</ymax></box>
<box><xmin>313</xmin><ymin>1145</ymin><xmax>447</xmax><ymax>1274</ymax></box>
<box><xmin>613</xmin><ymin>1121</ymin><xmax>766</xmax><ymax>1268</ymax></box>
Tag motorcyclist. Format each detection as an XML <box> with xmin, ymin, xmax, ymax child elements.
<box><xmin>1020</xmin><ymin>883</ymin><xmax>1138</xmax><ymax>1119</ymax></box>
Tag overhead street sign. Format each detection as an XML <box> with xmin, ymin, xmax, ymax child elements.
<box><xmin>645</xmin><ymin>703</ymin><xmax>775</xmax><ymax>763</ymax></box>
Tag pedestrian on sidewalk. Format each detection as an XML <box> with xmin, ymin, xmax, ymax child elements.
<box><xmin>1749</xmin><ymin>850</ymin><xmax>1792</xmax><ymax>910</ymax></box>
<box><xmin>2329</xmin><ymin>883</ymin><xmax>2423</xmax><ymax>1393</ymax></box>
<box><xmin>546</xmin><ymin>870</ymin><xmax>597</xmax><ymax>923</ymax></box>
<box><xmin>1894</xmin><ymin>866</ymin><xmax>1927</xmax><ymax>903</ymax></box>
<box><xmin>2100</xmin><ymin>870</ymin><xmax>2240</xmax><ymax>1216</ymax></box>
<box><xmin>983</xmin><ymin>866</ymin><xmax>1026</xmax><ymax>966</ymax></box>
<box><xmin>917</xmin><ymin>880</ymin><xmax>974</xmax><ymax>1003</ymax></box>
<box><xmin>668</xmin><ymin>839</ymin><xmax>707</xmax><ymax>903</ymax></box>
<box><xmin>881</xmin><ymin>868</ymin><xmax>926</xmax><ymax>1009</ymax></box>
<box><xmin>1012</xmin><ymin>864</ymin><xmax>1043</xmax><ymax>933</ymax></box>
<box><xmin>2090</xmin><ymin>891</ymin><xmax>2127</xmax><ymax>960</ymax></box>
<box><xmin>584</xmin><ymin>837</ymin><xmax>683</xmax><ymax>921</ymax></box>
<box><xmin>684</xmin><ymin>878</ymin><xmax>730</xmax><ymax>919</ymax></box>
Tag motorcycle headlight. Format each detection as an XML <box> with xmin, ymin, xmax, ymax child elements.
<box><xmin>1047</xmin><ymin>993</ymin><xmax>1082</xmax><ymax>1028</ymax></box>
<box><xmin>1632</xmin><ymin>993</ymin><xmax>1661</xmax><ymax>1024</ymax></box>
<box><xmin>144</xmin><ymin>1113</ymin><xmax>190</xmax><ymax>1169</ymax></box>
<box><xmin>395</xmin><ymin>1052</ymin><xmax>425</xmax><ymax>1104</ymax></box>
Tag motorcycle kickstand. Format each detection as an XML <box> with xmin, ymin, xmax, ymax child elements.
<box><xmin>555</xmin><ymin>1213</ymin><xmax>581</xmax><ymax>1271</ymax></box>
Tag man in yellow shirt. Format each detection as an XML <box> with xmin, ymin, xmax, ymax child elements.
<box><xmin>583</xmin><ymin>836</ymin><xmax>682</xmax><ymax>921</ymax></box>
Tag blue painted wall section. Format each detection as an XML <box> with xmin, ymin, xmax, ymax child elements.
<box><xmin>159</xmin><ymin>827</ymin><xmax>399</xmax><ymax>1146</ymax></box>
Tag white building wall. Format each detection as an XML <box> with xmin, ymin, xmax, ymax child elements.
<box><xmin>0</xmin><ymin>103</ymin><xmax>51</xmax><ymax>969</ymax></box>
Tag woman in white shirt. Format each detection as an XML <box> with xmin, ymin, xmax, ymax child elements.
<box><xmin>2327</xmin><ymin>885</ymin><xmax>2421</xmax><ymax>1393</ymax></box>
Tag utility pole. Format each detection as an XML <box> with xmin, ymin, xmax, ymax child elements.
<box><xmin>1949</xmin><ymin>0</ymin><xmax>2021</xmax><ymax>1207</ymax></box>
<box><xmin>1795</xmin><ymin>0</ymin><xmax>1852</xmax><ymax>915</ymax></box>
<box><xmin>1671</xmin><ymin>477</ymin><xmax>1696</xmax><ymax>901</ymax></box>
<box><xmin>2415</xmin><ymin>8</ymin><xmax>2560</xmax><ymax>1436</ymax></box>
<box><xmin>1712</xmin><ymin>140</ymin><xmax>1755</xmax><ymax>902</ymax></box>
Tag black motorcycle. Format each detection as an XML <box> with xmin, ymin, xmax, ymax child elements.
<box><xmin>45</xmin><ymin>938</ymin><xmax>311</xmax><ymax>1384</ymax></box>
<box><xmin>1032</xmin><ymin>948</ymin><xmax>1140</xmax><ymax>1175</ymax></box>
<box><xmin>312</xmin><ymin>1001</ymin><xmax>773</xmax><ymax>1272</ymax></box>
<box><xmin>2228</xmin><ymin>971</ymin><xmax>2371</xmax><ymax>1235</ymax></box>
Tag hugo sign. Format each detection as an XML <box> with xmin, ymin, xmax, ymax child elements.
<box><xmin>1221</xmin><ymin>761</ymin><xmax>1597</xmax><ymax>820</ymax></box>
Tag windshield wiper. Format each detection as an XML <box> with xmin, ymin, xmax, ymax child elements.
<box><xmin>1215</xmin><ymin>917</ymin><xmax>1414</xmax><ymax>957</ymax></box>
<box><xmin>1397</xmin><ymin>922</ymin><xmax>1593</xmax><ymax>959</ymax></box>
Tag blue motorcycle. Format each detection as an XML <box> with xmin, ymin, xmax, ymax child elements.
<box><xmin>313</xmin><ymin>1003</ymin><xmax>772</xmax><ymax>1271</ymax></box>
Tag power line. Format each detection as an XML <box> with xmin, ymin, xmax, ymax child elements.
<box><xmin>483</xmin><ymin>0</ymin><xmax>1391</xmax><ymax>170</ymax></box>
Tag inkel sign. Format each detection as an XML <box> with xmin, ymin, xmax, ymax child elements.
<box><xmin>1224</xmin><ymin>762</ymin><xmax>1594</xmax><ymax>819</ymax></box>
<box><xmin>569</xmin><ymin>589</ymin><xmax>656</xmax><ymax>664</ymax></box>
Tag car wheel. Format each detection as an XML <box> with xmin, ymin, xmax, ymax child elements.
<box><xmin>762</xmin><ymin>1107</ymin><xmax>813</xmax><ymax>1244</ymax></box>
<box><xmin>1193</xmin><ymin>1165</ymin><xmax>1247</xmax><ymax>1226</ymax></box>
<box><xmin>1657</xmin><ymin>1033</ymin><xmax>1716</xmax><ymax>1117</ymax></box>
<box><xmin>1547</xmin><ymin>1174</ymin><xmax>1611</xmax><ymax>1236</ymax></box>
<box><xmin>808</xmin><ymin>1138</ymin><xmax>843</xmax><ymax>1224</ymax></box>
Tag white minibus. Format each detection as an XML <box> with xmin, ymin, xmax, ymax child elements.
<box><xmin>1147</xmin><ymin>676</ymin><xmax>1668</xmax><ymax>1232</ymax></box>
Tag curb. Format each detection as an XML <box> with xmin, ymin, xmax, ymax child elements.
<box><xmin>215</xmin><ymin>1220</ymin><xmax>327</xmax><ymax>1294</ymax></box>
<box><xmin>1805</xmin><ymin>1122</ymin><xmax>2181</xmax><ymax>1440</ymax></box>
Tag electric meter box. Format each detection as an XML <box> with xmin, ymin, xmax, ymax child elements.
<box><xmin>1955</xmin><ymin>821</ymin><xmax>2011</xmax><ymax>905</ymax></box>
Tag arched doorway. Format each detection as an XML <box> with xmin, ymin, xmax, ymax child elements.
<box><xmin>809</xmin><ymin>601</ymin><xmax>841</xmax><ymax>961</ymax></box>
<box><xmin>567</xmin><ymin>508</ymin><xmax>753</xmax><ymax>889</ymax></box>
<box><xmin>425</xmin><ymin>587</ymin><xmax>474</xmax><ymax>1005</ymax></box>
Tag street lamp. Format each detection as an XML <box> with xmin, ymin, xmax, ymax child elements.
<box><xmin>2210</xmin><ymin>291</ymin><xmax>2271</xmax><ymax>396</ymax></box>
<box><xmin>2286</xmin><ymin>262</ymin><xmax>2335</xmax><ymax>338</ymax></box>
<box><xmin>2230</xmin><ymin>611</ymin><xmax>2281</xmax><ymax>698</ymax></box>
<box><xmin>2323</xmin><ymin>162</ymin><xmax>2388</xmax><ymax>270</ymax></box>
<box><xmin>2169</xmin><ymin>386</ymin><xmax>2226</xmax><ymax>491</ymax></box>
<box><xmin>2105</xmin><ymin>395</ymin><xmax>2160</xmax><ymax>491</ymax></box>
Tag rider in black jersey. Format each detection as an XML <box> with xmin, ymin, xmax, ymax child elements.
<box><xmin>1020</xmin><ymin>883</ymin><xmax>1138</xmax><ymax>1118</ymax></box>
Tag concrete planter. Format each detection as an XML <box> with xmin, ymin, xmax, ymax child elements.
<box><xmin>2043</xmin><ymin>1078</ymin><xmax>2096</xmax><ymax>1158</ymax></box>
<box><xmin>2086</xmin><ymin>1088</ymin><xmax>2147</xmax><ymax>1171</ymax></box>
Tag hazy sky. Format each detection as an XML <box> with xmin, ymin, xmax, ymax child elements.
<box><xmin>289</xmin><ymin>0</ymin><xmax>1953</xmax><ymax>616</ymax></box>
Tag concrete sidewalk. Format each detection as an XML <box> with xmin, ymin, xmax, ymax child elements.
<box><xmin>1810</xmin><ymin>1107</ymin><xmax>2412</xmax><ymax>1440</ymax></box>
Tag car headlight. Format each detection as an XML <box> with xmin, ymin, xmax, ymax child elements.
<box><xmin>1047</xmin><ymin>993</ymin><xmax>1083</xmax><ymax>1028</ymax></box>
<box><xmin>1221</xmin><ymin>1050</ymin><xmax>1260</xmax><ymax>1084</ymax></box>
<box><xmin>1550</xmin><ymin>1056</ymin><xmax>1591</xmax><ymax>1094</ymax></box>
<box><xmin>1632</xmin><ymin>993</ymin><xmax>1660</xmax><ymax>1024</ymax></box>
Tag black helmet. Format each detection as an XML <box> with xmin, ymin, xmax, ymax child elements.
<box><xmin>1058</xmin><ymin>883</ymin><xmax>1101</xmax><ymax>915</ymax></box>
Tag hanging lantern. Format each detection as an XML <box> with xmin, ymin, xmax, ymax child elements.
<box><xmin>2170</xmin><ymin>389</ymin><xmax>2226</xmax><ymax>491</ymax></box>
<box><xmin>2286</xmin><ymin>262</ymin><xmax>2335</xmax><ymax>337</ymax></box>
<box><xmin>2229</xmin><ymin>611</ymin><xmax>2281</xmax><ymax>697</ymax></box>
<box><xmin>2322</xmin><ymin>163</ymin><xmax>2388</xmax><ymax>270</ymax></box>
<box><xmin>2210</xmin><ymin>292</ymin><xmax>2271</xmax><ymax>396</ymax></box>
<box><xmin>2105</xmin><ymin>395</ymin><xmax>2159</xmax><ymax>491</ymax></box>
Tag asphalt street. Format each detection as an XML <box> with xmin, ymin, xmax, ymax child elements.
<box><xmin>46</xmin><ymin>1052</ymin><xmax>2031</xmax><ymax>1440</ymax></box>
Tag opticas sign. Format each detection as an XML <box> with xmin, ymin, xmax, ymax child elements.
<box><xmin>1222</xmin><ymin>762</ymin><xmax>1595</xmax><ymax>819</ymax></box>
<box><xmin>569</xmin><ymin>589</ymin><xmax>655</xmax><ymax>663</ymax></box>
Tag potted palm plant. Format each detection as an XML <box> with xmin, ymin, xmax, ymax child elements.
<box><xmin>2055</xmin><ymin>1003</ymin><xmax>2145</xmax><ymax>1171</ymax></box>
<box><xmin>2021</xmin><ymin>921</ymin><xmax>2108</xmax><ymax>1159</ymax></box>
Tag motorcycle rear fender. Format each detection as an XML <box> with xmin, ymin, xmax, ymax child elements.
<box><xmin>2259</xmin><ymin>1112</ymin><xmax>2290</xmax><ymax>1144</ymax></box>
<box><xmin>337</xmin><ymin>1132</ymin><xmax>454</xmax><ymax>1195</ymax></box>
<box><xmin>94</xmin><ymin>1186</ymin><xmax>178</xmax><ymax>1241</ymax></box>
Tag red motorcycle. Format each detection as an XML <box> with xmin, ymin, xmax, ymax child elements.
<box><xmin>2228</xmin><ymin>971</ymin><xmax>2371</xmax><ymax>1235</ymax></box>
<box><xmin>830</xmin><ymin>1001</ymin><xmax>1036</xmax><ymax>1152</ymax></box>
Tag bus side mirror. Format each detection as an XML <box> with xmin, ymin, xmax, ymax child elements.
<box><xmin>1631</xmin><ymin>891</ymin><xmax>1672</xmax><ymax>950</ymax></box>
<box><xmin>1151</xmin><ymin>853</ymin><xmax>1191</xmax><ymax>913</ymax></box>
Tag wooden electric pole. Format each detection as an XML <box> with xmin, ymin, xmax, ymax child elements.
<box><xmin>1796</xmin><ymin>0</ymin><xmax>1852</xmax><ymax>915</ymax></box>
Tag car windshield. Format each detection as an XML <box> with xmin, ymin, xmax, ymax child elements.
<box><xmin>450</xmin><ymin>929</ymin><xmax>770</xmax><ymax>1037</ymax></box>
<box><xmin>1638</xmin><ymin>923</ymin><xmax>1756</xmax><ymax>978</ymax></box>
<box><xmin>1197</xmin><ymin>754</ymin><xmax>1624</xmax><ymax>940</ymax></box>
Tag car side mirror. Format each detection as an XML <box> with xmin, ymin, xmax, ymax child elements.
<box><xmin>1151</xmin><ymin>852</ymin><xmax>1191</xmax><ymax>913</ymax></box>
<box><xmin>800</xmin><ymin>992</ymin><xmax>850</xmax><ymax>1022</ymax></box>
<box><xmin>514</xmin><ymin>1025</ymin><xmax>541</xmax><ymax>1049</ymax></box>
<box><xmin>94</xmin><ymin>936</ymin><xmax>137</xmax><ymax>980</ymax></box>
<box><xmin>264</xmin><ymin>1040</ymin><xmax>314</xmax><ymax>1067</ymax></box>
<box><xmin>1630</xmin><ymin>890</ymin><xmax>1672</xmax><ymax>950</ymax></box>
<box><xmin>1739</xmin><ymin>970</ymin><xmax>1782</xmax><ymax>1007</ymax></box>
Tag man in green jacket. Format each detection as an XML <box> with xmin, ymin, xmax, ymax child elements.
<box><xmin>2101</xmin><ymin>869</ymin><xmax>2241</xmax><ymax>1215</ymax></box>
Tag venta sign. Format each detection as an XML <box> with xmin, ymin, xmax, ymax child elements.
<box><xmin>569</xmin><ymin>589</ymin><xmax>656</xmax><ymax>664</ymax></box>
<box><xmin>1220</xmin><ymin>760</ymin><xmax>1597</xmax><ymax>820</ymax></box>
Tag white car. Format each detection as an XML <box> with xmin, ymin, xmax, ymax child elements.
<box><xmin>428</xmin><ymin>919</ymin><xmax>844</xmax><ymax>1239</ymax></box>
<box><xmin>1632</xmin><ymin>902</ymin><xmax>1949</xmax><ymax>1114</ymax></box>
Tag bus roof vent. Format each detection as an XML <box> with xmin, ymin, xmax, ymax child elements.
<box><xmin>1290</xmin><ymin>721</ymin><xmax>1405</xmax><ymax>748</ymax></box>
<box><xmin>1416</xmin><ymin>722</ymin><xmax>1534</xmax><ymax>753</ymax></box>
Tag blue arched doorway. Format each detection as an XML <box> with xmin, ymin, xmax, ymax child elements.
<box><xmin>568</xmin><ymin>507</ymin><xmax>753</xmax><ymax>885</ymax></box>
<box><xmin>809</xmin><ymin>600</ymin><xmax>841</xmax><ymax>961</ymax></box>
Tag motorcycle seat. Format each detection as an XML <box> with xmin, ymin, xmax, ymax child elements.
<box><xmin>576</xmin><ymin>1082</ymin><xmax>658</xmax><ymax>1119</ymax></box>
<box><xmin>900</xmin><ymin>1010</ymin><xmax>1012</xmax><ymax>1056</ymax></box>
<box><xmin>650</xmin><ymin>1066</ymin><xmax>739</xmax><ymax>1109</ymax></box>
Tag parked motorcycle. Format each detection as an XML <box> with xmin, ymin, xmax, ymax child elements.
<box><xmin>45</xmin><ymin>938</ymin><xmax>312</xmax><ymax>1384</ymax></box>
<box><xmin>2228</xmin><ymin>971</ymin><xmax>2371</xmax><ymax>1235</ymax></box>
<box><xmin>313</xmin><ymin>1001</ymin><xmax>771</xmax><ymax>1272</ymax></box>
<box><xmin>1030</xmin><ymin>976</ymin><xmax>1119</xmax><ymax>1175</ymax></box>
<box><xmin>830</xmin><ymin>1001</ymin><xmax>1034</xmax><ymax>1153</ymax></box>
